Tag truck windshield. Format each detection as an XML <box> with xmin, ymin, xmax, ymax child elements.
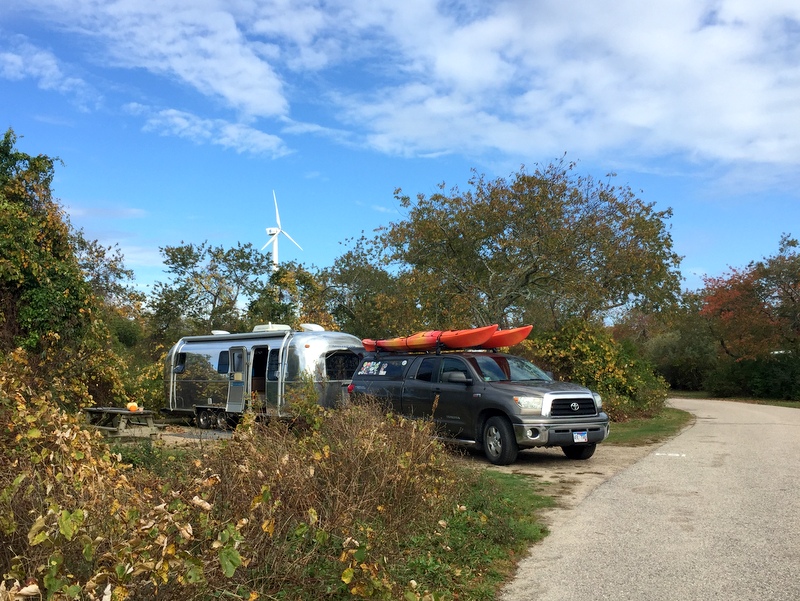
<box><xmin>468</xmin><ymin>355</ymin><xmax>552</xmax><ymax>382</ymax></box>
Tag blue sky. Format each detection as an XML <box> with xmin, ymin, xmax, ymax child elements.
<box><xmin>2</xmin><ymin>0</ymin><xmax>799</xmax><ymax>295</ymax></box>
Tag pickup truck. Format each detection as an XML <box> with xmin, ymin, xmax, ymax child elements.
<box><xmin>347</xmin><ymin>350</ymin><xmax>609</xmax><ymax>465</ymax></box>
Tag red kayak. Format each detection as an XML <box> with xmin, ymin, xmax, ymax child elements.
<box><xmin>479</xmin><ymin>325</ymin><xmax>533</xmax><ymax>348</ymax></box>
<box><xmin>362</xmin><ymin>325</ymin><xmax>500</xmax><ymax>352</ymax></box>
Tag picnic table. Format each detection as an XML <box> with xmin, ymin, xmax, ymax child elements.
<box><xmin>84</xmin><ymin>407</ymin><xmax>161</xmax><ymax>438</ymax></box>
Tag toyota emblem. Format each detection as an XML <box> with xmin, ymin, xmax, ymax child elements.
<box><xmin>570</xmin><ymin>402</ymin><xmax>580</xmax><ymax>411</ymax></box>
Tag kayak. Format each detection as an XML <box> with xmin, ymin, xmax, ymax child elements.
<box><xmin>362</xmin><ymin>324</ymin><xmax>500</xmax><ymax>352</ymax></box>
<box><xmin>438</xmin><ymin>324</ymin><xmax>498</xmax><ymax>349</ymax></box>
<box><xmin>479</xmin><ymin>325</ymin><xmax>533</xmax><ymax>348</ymax></box>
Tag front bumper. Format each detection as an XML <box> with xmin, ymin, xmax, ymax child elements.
<box><xmin>513</xmin><ymin>414</ymin><xmax>610</xmax><ymax>447</ymax></box>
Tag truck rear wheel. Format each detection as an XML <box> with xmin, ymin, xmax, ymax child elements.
<box><xmin>561</xmin><ymin>444</ymin><xmax>596</xmax><ymax>460</ymax></box>
<box><xmin>483</xmin><ymin>416</ymin><xmax>518</xmax><ymax>465</ymax></box>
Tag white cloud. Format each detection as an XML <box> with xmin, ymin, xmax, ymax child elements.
<box><xmin>0</xmin><ymin>34</ymin><xmax>99</xmax><ymax>108</ymax></box>
<box><xmin>329</xmin><ymin>0</ymin><xmax>800</xmax><ymax>166</ymax></box>
<box><xmin>9</xmin><ymin>0</ymin><xmax>800</xmax><ymax>167</ymax></box>
<box><xmin>142</xmin><ymin>107</ymin><xmax>289</xmax><ymax>156</ymax></box>
<box><xmin>15</xmin><ymin>0</ymin><xmax>288</xmax><ymax>117</ymax></box>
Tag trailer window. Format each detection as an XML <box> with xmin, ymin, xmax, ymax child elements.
<box><xmin>326</xmin><ymin>351</ymin><xmax>361</xmax><ymax>380</ymax></box>
<box><xmin>217</xmin><ymin>351</ymin><xmax>229</xmax><ymax>374</ymax></box>
<box><xmin>173</xmin><ymin>352</ymin><xmax>187</xmax><ymax>374</ymax></box>
<box><xmin>267</xmin><ymin>349</ymin><xmax>280</xmax><ymax>381</ymax></box>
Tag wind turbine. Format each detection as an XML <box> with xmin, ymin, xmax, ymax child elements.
<box><xmin>262</xmin><ymin>190</ymin><xmax>302</xmax><ymax>270</ymax></box>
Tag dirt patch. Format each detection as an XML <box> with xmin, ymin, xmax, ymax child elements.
<box><xmin>154</xmin><ymin>424</ymin><xmax>233</xmax><ymax>448</ymax></box>
<box><xmin>458</xmin><ymin>443</ymin><xmax>661</xmax><ymax>529</ymax></box>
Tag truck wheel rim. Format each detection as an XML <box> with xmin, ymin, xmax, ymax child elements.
<box><xmin>486</xmin><ymin>426</ymin><xmax>501</xmax><ymax>457</ymax></box>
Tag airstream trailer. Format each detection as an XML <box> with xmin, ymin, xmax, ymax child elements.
<box><xmin>163</xmin><ymin>324</ymin><xmax>365</xmax><ymax>429</ymax></box>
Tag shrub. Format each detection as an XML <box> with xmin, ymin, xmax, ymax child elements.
<box><xmin>1</xmin><ymin>350</ymin><xmax>466</xmax><ymax>600</ymax></box>
<box><xmin>518</xmin><ymin>319</ymin><xmax>668</xmax><ymax>420</ymax></box>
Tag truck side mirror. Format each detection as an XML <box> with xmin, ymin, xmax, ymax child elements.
<box><xmin>446</xmin><ymin>371</ymin><xmax>472</xmax><ymax>385</ymax></box>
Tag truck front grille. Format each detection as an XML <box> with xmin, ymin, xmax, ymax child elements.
<box><xmin>550</xmin><ymin>397</ymin><xmax>597</xmax><ymax>417</ymax></box>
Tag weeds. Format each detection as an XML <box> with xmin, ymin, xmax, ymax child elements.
<box><xmin>1</xmin><ymin>358</ymin><xmax>552</xmax><ymax>600</ymax></box>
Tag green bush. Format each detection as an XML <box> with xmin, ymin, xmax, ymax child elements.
<box><xmin>519</xmin><ymin>319</ymin><xmax>668</xmax><ymax>420</ymax></box>
<box><xmin>704</xmin><ymin>353</ymin><xmax>800</xmax><ymax>400</ymax></box>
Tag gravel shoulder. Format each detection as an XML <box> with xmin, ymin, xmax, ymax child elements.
<box><xmin>458</xmin><ymin>441</ymin><xmax>665</xmax><ymax>530</ymax></box>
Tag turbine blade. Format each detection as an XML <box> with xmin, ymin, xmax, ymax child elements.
<box><xmin>273</xmin><ymin>190</ymin><xmax>281</xmax><ymax>229</ymax></box>
<box><xmin>262</xmin><ymin>232</ymin><xmax>279</xmax><ymax>250</ymax></box>
<box><xmin>282</xmin><ymin>230</ymin><xmax>303</xmax><ymax>251</ymax></box>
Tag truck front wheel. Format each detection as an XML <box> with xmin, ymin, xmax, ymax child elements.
<box><xmin>483</xmin><ymin>416</ymin><xmax>519</xmax><ymax>465</ymax></box>
<box><xmin>561</xmin><ymin>444</ymin><xmax>596</xmax><ymax>460</ymax></box>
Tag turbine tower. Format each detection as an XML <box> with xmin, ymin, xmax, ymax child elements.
<box><xmin>262</xmin><ymin>190</ymin><xmax>302</xmax><ymax>270</ymax></box>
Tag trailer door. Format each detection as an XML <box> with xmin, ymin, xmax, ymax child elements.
<box><xmin>226</xmin><ymin>346</ymin><xmax>248</xmax><ymax>414</ymax></box>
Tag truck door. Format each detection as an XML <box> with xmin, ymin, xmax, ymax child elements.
<box><xmin>225</xmin><ymin>346</ymin><xmax>248</xmax><ymax>414</ymax></box>
<box><xmin>402</xmin><ymin>356</ymin><xmax>440</xmax><ymax>419</ymax></box>
<box><xmin>434</xmin><ymin>356</ymin><xmax>474</xmax><ymax>439</ymax></box>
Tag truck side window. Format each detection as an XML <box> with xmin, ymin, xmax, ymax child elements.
<box><xmin>441</xmin><ymin>357</ymin><xmax>469</xmax><ymax>381</ymax></box>
<box><xmin>415</xmin><ymin>357</ymin><xmax>437</xmax><ymax>382</ymax></box>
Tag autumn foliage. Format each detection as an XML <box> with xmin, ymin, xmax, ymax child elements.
<box><xmin>520</xmin><ymin>320</ymin><xmax>668</xmax><ymax>420</ymax></box>
<box><xmin>1</xmin><ymin>349</ymin><xmax>504</xmax><ymax>599</ymax></box>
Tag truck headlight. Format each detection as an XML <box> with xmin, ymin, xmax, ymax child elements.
<box><xmin>514</xmin><ymin>396</ymin><xmax>543</xmax><ymax>411</ymax></box>
<box><xmin>592</xmin><ymin>392</ymin><xmax>602</xmax><ymax>409</ymax></box>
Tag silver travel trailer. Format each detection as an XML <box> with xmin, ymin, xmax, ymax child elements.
<box><xmin>163</xmin><ymin>324</ymin><xmax>365</xmax><ymax>429</ymax></box>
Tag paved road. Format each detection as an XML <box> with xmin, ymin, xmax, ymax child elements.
<box><xmin>501</xmin><ymin>398</ymin><xmax>800</xmax><ymax>601</ymax></box>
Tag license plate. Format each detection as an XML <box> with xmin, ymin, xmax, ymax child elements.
<box><xmin>573</xmin><ymin>431</ymin><xmax>588</xmax><ymax>443</ymax></box>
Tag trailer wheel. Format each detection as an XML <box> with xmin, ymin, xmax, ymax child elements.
<box><xmin>216</xmin><ymin>412</ymin><xmax>230</xmax><ymax>430</ymax></box>
<box><xmin>196</xmin><ymin>409</ymin><xmax>214</xmax><ymax>430</ymax></box>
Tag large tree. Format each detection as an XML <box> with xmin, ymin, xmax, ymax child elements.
<box><xmin>0</xmin><ymin>129</ymin><xmax>90</xmax><ymax>352</ymax></box>
<box><xmin>147</xmin><ymin>241</ymin><xmax>274</xmax><ymax>338</ymax></box>
<box><xmin>0</xmin><ymin>129</ymin><xmax>133</xmax><ymax>407</ymax></box>
<box><xmin>701</xmin><ymin>234</ymin><xmax>800</xmax><ymax>360</ymax></box>
<box><xmin>330</xmin><ymin>160</ymin><xmax>682</xmax><ymax>334</ymax></box>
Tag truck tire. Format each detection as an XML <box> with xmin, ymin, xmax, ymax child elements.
<box><xmin>483</xmin><ymin>416</ymin><xmax>518</xmax><ymax>465</ymax></box>
<box><xmin>561</xmin><ymin>443</ymin><xmax>596</xmax><ymax>460</ymax></box>
<box><xmin>196</xmin><ymin>409</ymin><xmax>214</xmax><ymax>430</ymax></box>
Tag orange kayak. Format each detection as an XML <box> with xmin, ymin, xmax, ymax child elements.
<box><xmin>362</xmin><ymin>335</ymin><xmax>437</xmax><ymax>352</ymax></box>
<box><xmin>439</xmin><ymin>324</ymin><xmax>498</xmax><ymax>349</ymax></box>
<box><xmin>363</xmin><ymin>325</ymin><xmax>500</xmax><ymax>352</ymax></box>
<box><xmin>479</xmin><ymin>325</ymin><xmax>533</xmax><ymax>348</ymax></box>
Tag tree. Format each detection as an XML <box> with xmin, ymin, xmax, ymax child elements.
<box><xmin>701</xmin><ymin>235</ymin><xmax>800</xmax><ymax>360</ymax></box>
<box><xmin>0</xmin><ymin>129</ymin><xmax>132</xmax><ymax>408</ymax></box>
<box><xmin>147</xmin><ymin>241</ymin><xmax>273</xmax><ymax>337</ymax></box>
<box><xmin>699</xmin><ymin>235</ymin><xmax>800</xmax><ymax>398</ymax></box>
<box><xmin>614</xmin><ymin>295</ymin><xmax>718</xmax><ymax>391</ymax></box>
<box><xmin>247</xmin><ymin>261</ymin><xmax>337</xmax><ymax>330</ymax></box>
<box><xmin>0</xmin><ymin>129</ymin><xmax>91</xmax><ymax>352</ymax></box>
<box><xmin>380</xmin><ymin>160</ymin><xmax>682</xmax><ymax>329</ymax></box>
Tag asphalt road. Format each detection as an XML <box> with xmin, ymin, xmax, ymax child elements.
<box><xmin>501</xmin><ymin>398</ymin><xmax>800</xmax><ymax>601</ymax></box>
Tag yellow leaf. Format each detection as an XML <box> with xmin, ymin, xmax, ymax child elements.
<box><xmin>341</xmin><ymin>567</ymin><xmax>354</xmax><ymax>584</ymax></box>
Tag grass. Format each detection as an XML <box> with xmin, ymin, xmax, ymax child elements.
<box><xmin>391</xmin><ymin>470</ymin><xmax>554</xmax><ymax>600</ymax></box>
<box><xmin>605</xmin><ymin>407</ymin><xmax>694</xmax><ymax>446</ymax></box>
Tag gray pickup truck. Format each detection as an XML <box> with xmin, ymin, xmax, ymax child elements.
<box><xmin>347</xmin><ymin>351</ymin><xmax>609</xmax><ymax>465</ymax></box>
